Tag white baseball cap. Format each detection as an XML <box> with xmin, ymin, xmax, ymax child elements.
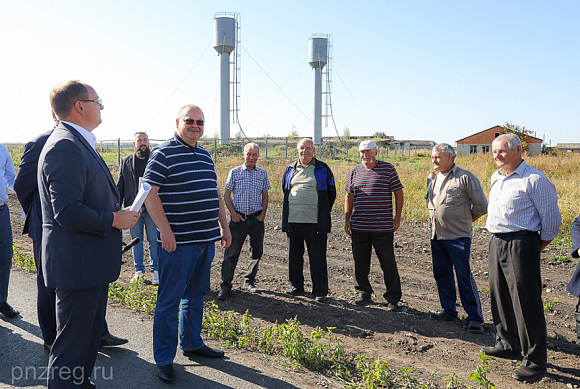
<box><xmin>358</xmin><ymin>140</ymin><xmax>377</xmax><ymax>151</ymax></box>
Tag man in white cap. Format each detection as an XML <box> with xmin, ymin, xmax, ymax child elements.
<box><xmin>344</xmin><ymin>140</ymin><xmax>404</xmax><ymax>309</ymax></box>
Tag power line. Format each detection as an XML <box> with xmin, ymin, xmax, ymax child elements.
<box><xmin>143</xmin><ymin>40</ymin><xmax>213</xmax><ymax>132</ymax></box>
<box><xmin>333</xmin><ymin>64</ymin><xmax>377</xmax><ymax>133</ymax></box>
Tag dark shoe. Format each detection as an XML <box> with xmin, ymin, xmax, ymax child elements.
<box><xmin>0</xmin><ymin>302</ymin><xmax>20</xmax><ymax>318</ymax></box>
<box><xmin>355</xmin><ymin>294</ymin><xmax>373</xmax><ymax>306</ymax></box>
<box><xmin>44</xmin><ymin>343</ymin><xmax>52</xmax><ymax>352</ymax></box>
<box><xmin>183</xmin><ymin>345</ymin><xmax>224</xmax><ymax>358</ymax></box>
<box><xmin>467</xmin><ymin>321</ymin><xmax>484</xmax><ymax>334</ymax></box>
<box><xmin>157</xmin><ymin>364</ymin><xmax>175</xmax><ymax>383</ymax></box>
<box><xmin>429</xmin><ymin>310</ymin><xmax>458</xmax><ymax>321</ymax></box>
<box><xmin>286</xmin><ymin>287</ymin><xmax>305</xmax><ymax>296</ymax></box>
<box><xmin>387</xmin><ymin>302</ymin><xmax>402</xmax><ymax>312</ymax></box>
<box><xmin>481</xmin><ymin>346</ymin><xmax>520</xmax><ymax>358</ymax></box>
<box><xmin>512</xmin><ymin>366</ymin><xmax>546</xmax><ymax>383</ymax></box>
<box><xmin>244</xmin><ymin>282</ymin><xmax>257</xmax><ymax>293</ymax></box>
<box><xmin>217</xmin><ymin>288</ymin><xmax>229</xmax><ymax>300</ymax></box>
<box><xmin>100</xmin><ymin>333</ymin><xmax>129</xmax><ymax>347</ymax></box>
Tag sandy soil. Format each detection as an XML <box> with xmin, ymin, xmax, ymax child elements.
<box><xmin>8</xmin><ymin>193</ymin><xmax>580</xmax><ymax>388</ymax></box>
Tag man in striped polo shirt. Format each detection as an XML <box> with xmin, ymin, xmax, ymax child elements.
<box><xmin>143</xmin><ymin>104</ymin><xmax>232</xmax><ymax>384</ymax></box>
<box><xmin>218</xmin><ymin>142</ymin><xmax>270</xmax><ymax>299</ymax></box>
<box><xmin>344</xmin><ymin>140</ymin><xmax>404</xmax><ymax>310</ymax></box>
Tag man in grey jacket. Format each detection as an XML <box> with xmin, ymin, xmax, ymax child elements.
<box><xmin>426</xmin><ymin>143</ymin><xmax>487</xmax><ymax>334</ymax></box>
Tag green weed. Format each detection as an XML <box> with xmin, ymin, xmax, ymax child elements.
<box><xmin>467</xmin><ymin>354</ymin><xmax>495</xmax><ymax>389</ymax></box>
<box><xmin>12</xmin><ymin>244</ymin><xmax>36</xmax><ymax>271</ymax></box>
<box><xmin>108</xmin><ymin>278</ymin><xmax>157</xmax><ymax>314</ymax></box>
<box><xmin>544</xmin><ymin>298</ymin><xmax>560</xmax><ymax>312</ymax></box>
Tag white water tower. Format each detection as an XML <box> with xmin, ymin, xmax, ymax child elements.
<box><xmin>213</xmin><ymin>12</ymin><xmax>238</xmax><ymax>145</ymax></box>
<box><xmin>309</xmin><ymin>34</ymin><xmax>329</xmax><ymax>145</ymax></box>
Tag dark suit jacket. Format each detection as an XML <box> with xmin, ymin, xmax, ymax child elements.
<box><xmin>14</xmin><ymin>129</ymin><xmax>53</xmax><ymax>245</ymax></box>
<box><xmin>116</xmin><ymin>153</ymin><xmax>138</xmax><ymax>208</ymax></box>
<box><xmin>567</xmin><ymin>214</ymin><xmax>580</xmax><ymax>296</ymax></box>
<box><xmin>38</xmin><ymin>122</ymin><xmax>122</xmax><ymax>289</ymax></box>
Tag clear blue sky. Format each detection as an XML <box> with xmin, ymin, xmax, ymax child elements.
<box><xmin>1</xmin><ymin>0</ymin><xmax>578</xmax><ymax>146</ymax></box>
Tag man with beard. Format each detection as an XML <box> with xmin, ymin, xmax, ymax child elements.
<box><xmin>117</xmin><ymin>132</ymin><xmax>159</xmax><ymax>285</ymax></box>
<box><xmin>344</xmin><ymin>140</ymin><xmax>404</xmax><ymax>310</ymax></box>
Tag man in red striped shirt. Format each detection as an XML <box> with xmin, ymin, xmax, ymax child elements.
<box><xmin>344</xmin><ymin>140</ymin><xmax>404</xmax><ymax>310</ymax></box>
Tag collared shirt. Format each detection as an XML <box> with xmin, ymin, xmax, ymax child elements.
<box><xmin>345</xmin><ymin>160</ymin><xmax>404</xmax><ymax>233</ymax></box>
<box><xmin>60</xmin><ymin>120</ymin><xmax>97</xmax><ymax>150</ymax></box>
<box><xmin>486</xmin><ymin>160</ymin><xmax>561</xmax><ymax>241</ymax></box>
<box><xmin>288</xmin><ymin>163</ymin><xmax>318</xmax><ymax>223</ymax></box>
<box><xmin>225</xmin><ymin>163</ymin><xmax>270</xmax><ymax>214</ymax></box>
<box><xmin>426</xmin><ymin>164</ymin><xmax>488</xmax><ymax>240</ymax></box>
<box><xmin>142</xmin><ymin>133</ymin><xmax>221</xmax><ymax>245</ymax></box>
<box><xmin>0</xmin><ymin>144</ymin><xmax>16</xmax><ymax>205</ymax></box>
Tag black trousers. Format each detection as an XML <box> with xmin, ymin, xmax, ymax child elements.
<box><xmin>221</xmin><ymin>217</ymin><xmax>265</xmax><ymax>290</ymax></box>
<box><xmin>488</xmin><ymin>232</ymin><xmax>546</xmax><ymax>370</ymax></box>
<box><xmin>351</xmin><ymin>230</ymin><xmax>401</xmax><ymax>304</ymax></box>
<box><xmin>49</xmin><ymin>285</ymin><xmax>108</xmax><ymax>388</ymax></box>
<box><xmin>287</xmin><ymin>223</ymin><xmax>328</xmax><ymax>296</ymax></box>
<box><xmin>33</xmin><ymin>239</ymin><xmax>109</xmax><ymax>347</ymax></box>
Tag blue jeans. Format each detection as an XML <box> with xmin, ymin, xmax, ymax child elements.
<box><xmin>431</xmin><ymin>237</ymin><xmax>483</xmax><ymax>323</ymax></box>
<box><xmin>130</xmin><ymin>208</ymin><xmax>158</xmax><ymax>272</ymax></box>
<box><xmin>0</xmin><ymin>204</ymin><xmax>13</xmax><ymax>306</ymax></box>
<box><xmin>153</xmin><ymin>242</ymin><xmax>215</xmax><ymax>365</ymax></box>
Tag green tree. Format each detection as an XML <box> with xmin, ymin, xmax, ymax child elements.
<box><xmin>288</xmin><ymin>124</ymin><xmax>299</xmax><ymax>139</ymax></box>
<box><xmin>502</xmin><ymin>122</ymin><xmax>533</xmax><ymax>153</ymax></box>
<box><xmin>343</xmin><ymin>127</ymin><xmax>351</xmax><ymax>139</ymax></box>
<box><xmin>372</xmin><ymin>131</ymin><xmax>389</xmax><ymax>138</ymax></box>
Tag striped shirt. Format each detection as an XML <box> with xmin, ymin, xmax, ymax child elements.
<box><xmin>345</xmin><ymin>160</ymin><xmax>404</xmax><ymax>233</ymax></box>
<box><xmin>142</xmin><ymin>134</ymin><xmax>221</xmax><ymax>245</ymax></box>
<box><xmin>486</xmin><ymin>160</ymin><xmax>561</xmax><ymax>241</ymax></box>
<box><xmin>225</xmin><ymin>164</ymin><xmax>270</xmax><ymax>214</ymax></box>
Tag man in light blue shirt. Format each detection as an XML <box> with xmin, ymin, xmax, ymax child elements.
<box><xmin>483</xmin><ymin>133</ymin><xmax>561</xmax><ymax>384</ymax></box>
<box><xmin>219</xmin><ymin>143</ymin><xmax>270</xmax><ymax>299</ymax></box>
<box><xmin>0</xmin><ymin>143</ymin><xmax>18</xmax><ymax>318</ymax></box>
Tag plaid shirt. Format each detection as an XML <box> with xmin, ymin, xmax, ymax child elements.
<box><xmin>225</xmin><ymin>164</ymin><xmax>270</xmax><ymax>214</ymax></box>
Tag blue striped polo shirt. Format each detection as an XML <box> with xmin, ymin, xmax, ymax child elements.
<box><xmin>142</xmin><ymin>134</ymin><xmax>221</xmax><ymax>245</ymax></box>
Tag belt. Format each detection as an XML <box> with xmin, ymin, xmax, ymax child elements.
<box><xmin>0</xmin><ymin>203</ymin><xmax>5</xmax><ymax>210</ymax></box>
<box><xmin>236</xmin><ymin>210</ymin><xmax>261</xmax><ymax>219</ymax></box>
<box><xmin>493</xmin><ymin>230</ymin><xmax>536</xmax><ymax>239</ymax></box>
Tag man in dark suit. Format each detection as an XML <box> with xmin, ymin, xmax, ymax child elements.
<box><xmin>14</xmin><ymin>112</ymin><xmax>128</xmax><ymax>352</ymax></box>
<box><xmin>38</xmin><ymin>80</ymin><xmax>138</xmax><ymax>388</ymax></box>
<box><xmin>116</xmin><ymin>132</ymin><xmax>159</xmax><ymax>284</ymax></box>
<box><xmin>568</xmin><ymin>214</ymin><xmax>580</xmax><ymax>296</ymax></box>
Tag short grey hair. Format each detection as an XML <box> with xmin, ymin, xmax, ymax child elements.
<box><xmin>297</xmin><ymin>138</ymin><xmax>314</xmax><ymax>149</ymax></box>
<box><xmin>493</xmin><ymin>133</ymin><xmax>522</xmax><ymax>151</ymax></box>
<box><xmin>244</xmin><ymin>142</ymin><xmax>260</xmax><ymax>153</ymax></box>
<box><xmin>432</xmin><ymin>143</ymin><xmax>455</xmax><ymax>160</ymax></box>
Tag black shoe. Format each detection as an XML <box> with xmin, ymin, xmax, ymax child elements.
<box><xmin>217</xmin><ymin>288</ymin><xmax>229</xmax><ymax>300</ymax></box>
<box><xmin>44</xmin><ymin>343</ymin><xmax>52</xmax><ymax>352</ymax></box>
<box><xmin>285</xmin><ymin>287</ymin><xmax>305</xmax><ymax>296</ymax></box>
<box><xmin>467</xmin><ymin>321</ymin><xmax>484</xmax><ymax>334</ymax></box>
<box><xmin>183</xmin><ymin>345</ymin><xmax>224</xmax><ymax>358</ymax></box>
<box><xmin>387</xmin><ymin>302</ymin><xmax>401</xmax><ymax>312</ymax></box>
<box><xmin>100</xmin><ymin>333</ymin><xmax>129</xmax><ymax>347</ymax></box>
<box><xmin>429</xmin><ymin>310</ymin><xmax>458</xmax><ymax>321</ymax></box>
<box><xmin>0</xmin><ymin>302</ymin><xmax>20</xmax><ymax>318</ymax></box>
<box><xmin>355</xmin><ymin>294</ymin><xmax>373</xmax><ymax>306</ymax></box>
<box><xmin>481</xmin><ymin>346</ymin><xmax>520</xmax><ymax>359</ymax></box>
<box><xmin>512</xmin><ymin>366</ymin><xmax>546</xmax><ymax>383</ymax></box>
<box><xmin>157</xmin><ymin>364</ymin><xmax>175</xmax><ymax>383</ymax></box>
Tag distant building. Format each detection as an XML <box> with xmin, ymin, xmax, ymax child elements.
<box><xmin>456</xmin><ymin>125</ymin><xmax>543</xmax><ymax>157</ymax></box>
<box><xmin>557</xmin><ymin>143</ymin><xmax>580</xmax><ymax>152</ymax></box>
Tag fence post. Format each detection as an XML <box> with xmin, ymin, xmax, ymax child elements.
<box><xmin>265</xmin><ymin>137</ymin><xmax>268</xmax><ymax>159</ymax></box>
<box><xmin>214</xmin><ymin>138</ymin><xmax>217</xmax><ymax>161</ymax></box>
<box><xmin>285</xmin><ymin>138</ymin><xmax>288</xmax><ymax>158</ymax></box>
<box><xmin>117</xmin><ymin>139</ymin><xmax>121</xmax><ymax>165</ymax></box>
<box><xmin>242</xmin><ymin>138</ymin><xmax>245</xmax><ymax>153</ymax></box>
<box><xmin>332</xmin><ymin>144</ymin><xmax>335</xmax><ymax>159</ymax></box>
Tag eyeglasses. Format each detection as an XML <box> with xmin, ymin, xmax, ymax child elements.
<box><xmin>180</xmin><ymin>118</ymin><xmax>205</xmax><ymax>126</ymax></box>
<box><xmin>79</xmin><ymin>99</ymin><xmax>103</xmax><ymax>106</ymax></box>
